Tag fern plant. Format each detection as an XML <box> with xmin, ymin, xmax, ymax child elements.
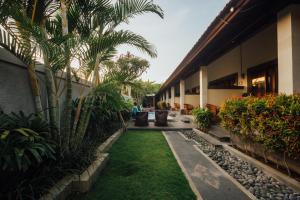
<box><xmin>0</xmin><ymin>111</ymin><xmax>56</xmax><ymax>172</ymax></box>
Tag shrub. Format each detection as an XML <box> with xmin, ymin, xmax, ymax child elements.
<box><xmin>219</xmin><ymin>94</ymin><xmax>300</xmax><ymax>159</ymax></box>
<box><xmin>80</xmin><ymin>82</ymin><xmax>132</xmax><ymax>138</ymax></box>
<box><xmin>157</xmin><ymin>101</ymin><xmax>166</xmax><ymax>110</ymax></box>
<box><xmin>192</xmin><ymin>108</ymin><xmax>213</xmax><ymax>132</ymax></box>
<box><xmin>0</xmin><ymin>111</ymin><xmax>56</xmax><ymax>172</ymax></box>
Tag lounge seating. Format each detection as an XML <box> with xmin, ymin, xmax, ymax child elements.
<box><xmin>174</xmin><ymin>103</ymin><xmax>180</xmax><ymax>110</ymax></box>
<box><xmin>155</xmin><ymin>110</ymin><xmax>168</xmax><ymax>126</ymax></box>
<box><xmin>135</xmin><ymin>112</ymin><xmax>149</xmax><ymax>126</ymax></box>
<box><xmin>184</xmin><ymin>104</ymin><xmax>194</xmax><ymax>111</ymax></box>
<box><xmin>206</xmin><ymin>103</ymin><xmax>220</xmax><ymax>123</ymax></box>
<box><xmin>180</xmin><ymin>104</ymin><xmax>194</xmax><ymax>115</ymax></box>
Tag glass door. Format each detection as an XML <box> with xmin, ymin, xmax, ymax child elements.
<box><xmin>247</xmin><ymin>61</ymin><xmax>278</xmax><ymax>97</ymax></box>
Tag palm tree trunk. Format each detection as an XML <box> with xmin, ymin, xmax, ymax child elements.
<box><xmin>71</xmin><ymin>80</ymin><xmax>90</xmax><ymax>144</ymax></box>
<box><xmin>60</xmin><ymin>0</ymin><xmax>72</xmax><ymax>154</ymax></box>
<box><xmin>24</xmin><ymin>0</ymin><xmax>44</xmax><ymax>118</ymax></box>
<box><xmin>72</xmin><ymin>54</ymin><xmax>101</xmax><ymax>146</ymax></box>
<box><xmin>70</xmin><ymin>54</ymin><xmax>101</xmax><ymax>149</ymax></box>
<box><xmin>27</xmin><ymin>62</ymin><xmax>44</xmax><ymax>117</ymax></box>
<box><xmin>73</xmin><ymin>96</ymin><xmax>93</xmax><ymax>150</ymax></box>
<box><xmin>41</xmin><ymin>20</ymin><xmax>59</xmax><ymax>138</ymax></box>
<box><xmin>16</xmin><ymin>14</ymin><xmax>44</xmax><ymax>118</ymax></box>
<box><xmin>92</xmin><ymin>54</ymin><xmax>101</xmax><ymax>86</ymax></box>
<box><xmin>62</xmin><ymin>50</ymin><xmax>72</xmax><ymax>148</ymax></box>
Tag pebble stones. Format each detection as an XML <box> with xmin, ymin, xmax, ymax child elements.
<box><xmin>182</xmin><ymin>130</ymin><xmax>300</xmax><ymax>200</ymax></box>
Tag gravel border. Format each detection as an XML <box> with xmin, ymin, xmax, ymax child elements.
<box><xmin>182</xmin><ymin>130</ymin><xmax>300</xmax><ymax>200</ymax></box>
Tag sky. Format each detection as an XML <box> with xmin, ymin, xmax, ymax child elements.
<box><xmin>117</xmin><ymin>0</ymin><xmax>229</xmax><ymax>84</ymax></box>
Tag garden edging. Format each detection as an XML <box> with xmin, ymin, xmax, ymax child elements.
<box><xmin>230</xmin><ymin>134</ymin><xmax>300</xmax><ymax>175</ymax></box>
<box><xmin>40</xmin><ymin>128</ymin><xmax>124</xmax><ymax>200</ymax></box>
<box><xmin>183</xmin><ymin>130</ymin><xmax>300</xmax><ymax>199</ymax></box>
<box><xmin>96</xmin><ymin>128</ymin><xmax>123</xmax><ymax>153</ymax></box>
<box><xmin>192</xmin><ymin>129</ymin><xmax>300</xmax><ymax>193</ymax></box>
<box><xmin>223</xmin><ymin>144</ymin><xmax>300</xmax><ymax>193</ymax></box>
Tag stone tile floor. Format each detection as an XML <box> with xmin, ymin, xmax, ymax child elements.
<box><xmin>127</xmin><ymin>111</ymin><xmax>196</xmax><ymax>131</ymax></box>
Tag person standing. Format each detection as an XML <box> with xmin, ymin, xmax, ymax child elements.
<box><xmin>132</xmin><ymin>102</ymin><xmax>139</xmax><ymax>119</ymax></box>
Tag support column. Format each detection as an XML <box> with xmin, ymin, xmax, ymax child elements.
<box><xmin>166</xmin><ymin>90</ymin><xmax>169</xmax><ymax>104</ymax></box>
<box><xmin>199</xmin><ymin>66</ymin><xmax>208</xmax><ymax>108</ymax></box>
<box><xmin>277</xmin><ymin>5</ymin><xmax>300</xmax><ymax>94</ymax></box>
<box><xmin>171</xmin><ymin>86</ymin><xmax>175</xmax><ymax>108</ymax></box>
<box><xmin>180</xmin><ymin>80</ymin><xmax>185</xmax><ymax>110</ymax></box>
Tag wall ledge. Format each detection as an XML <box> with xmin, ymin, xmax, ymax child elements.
<box><xmin>39</xmin><ymin>128</ymin><xmax>124</xmax><ymax>200</ymax></box>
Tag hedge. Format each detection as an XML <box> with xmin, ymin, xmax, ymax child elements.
<box><xmin>219</xmin><ymin>94</ymin><xmax>300</xmax><ymax>160</ymax></box>
<box><xmin>192</xmin><ymin>108</ymin><xmax>213</xmax><ymax>132</ymax></box>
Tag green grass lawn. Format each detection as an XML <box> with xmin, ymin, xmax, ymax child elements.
<box><xmin>76</xmin><ymin>130</ymin><xmax>196</xmax><ymax>200</ymax></box>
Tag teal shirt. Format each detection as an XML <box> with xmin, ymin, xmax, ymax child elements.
<box><xmin>132</xmin><ymin>106</ymin><xmax>139</xmax><ymax>115</ymax></box>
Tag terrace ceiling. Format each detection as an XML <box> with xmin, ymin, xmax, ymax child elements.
<box><xmin>158</xmin><ymin>0</ymin><xmax>298</xmax><ymax>94</ymax></box>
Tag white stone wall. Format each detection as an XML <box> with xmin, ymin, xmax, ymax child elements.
<box><xmin>0</xmin><ymin>48</ymin><xmax>91</xmax><ymax>114</ymax></box>
<box><xmin>184</xmin><ymin>95</ymin><xmax>200</xmax><ymax>108</ymax></box>
<box><xmin>207</xmin><ymin>89</ymin><xmax>244</xmax><ymax>107</ymax></box>
<box><xmin>207</xmin><ymin>23</ymin><xmax>277</xmax><ymax>89</ymax></box>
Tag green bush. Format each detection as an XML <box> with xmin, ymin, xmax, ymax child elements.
<box><xmin>157</xmin><ymin>101</ymin><xmax>166</xmax><ymax>110</ymax></box>
<box><xmin>84</xmin><ymin>82</ymin><xmax>132</xmax><ymax>138</ymax></box>
<box><xmin>219</xmin><ymin>94</ymin><xmax>300</xmax><ymax>159</ymax></box>
<box><xmin>0</xmin><ymin>112</ymin><xmax>56</xmax><ymax>172</ymax></box>
<box><xmin>192</xmin><ymin>108</ymin><xmax>213</xmax><ymax>132</ymax></box>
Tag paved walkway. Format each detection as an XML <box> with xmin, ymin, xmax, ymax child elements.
<box><xmin>164</xmin><ymin>131</ymin><xmax>252</xmax><ymax>200</ymax></box>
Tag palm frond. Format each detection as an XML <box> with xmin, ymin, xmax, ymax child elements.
<box><xmin>0</xmin><ymin>27</ymin><xmax>31</xmax><ymax>64</ymax></box>
<box><xmin>109</xmin><ymin>0</ymin><xmax>164</xmax><ymax>30</ymax></box>
<box><xmin>81</xmin><ymin>30</ymin><xmax>156</xmax><ymax>65</ymax></box>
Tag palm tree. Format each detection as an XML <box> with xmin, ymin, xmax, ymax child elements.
<box><xmin>1</xmin><ymin>0</ymin><xmax>164</xmax><ymax>154</ymax></box>
<box><xmin>76</xmin><ymin>0</ymin><xmax>163</xmax><ymax>85</ymax></box>
<box><xmin>0</xmin><ymin>0</ymin><xmax>64</xmax><ymax>140</ymax></box>
<box><xmin>0</xmin><ymin>0</ymin><xmax>47</xmax><ymax>118</ymax></box>
<box><xmin>67</xmin><ymin>0</ymin><xmax>164</xmax><ymax>150</ymax></box>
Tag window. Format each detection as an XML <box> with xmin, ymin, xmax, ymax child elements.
<box><xmin>185</xmin><ymin>86</ymin><xmax>200</xmax><ymax>94</ymax></box>
<box><xmin>247</xmin><ymin>61</ymin><xmax>278</xmax><ymax>97</ymax></box>
<box><xmin>208</xmin><ymin>73</ymin><xmax>240</xmax><ymax>89</ymax></box>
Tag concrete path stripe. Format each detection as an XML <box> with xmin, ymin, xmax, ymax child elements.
<box><xmin>163</xmin><ymin>131</ymin><xmax>203</xmax><ymax>200</ymax></box>
<box><xmin>164</xmin><ymin>131</ymin><xmax>252</xmax><ymax>200</ymax></box>
<box><xmin>178</xmin><ymin>132</ymin><xmax>257</xmax><ymax>200</ymax></box>
<box><xmin>192</xmin><ymin>144</ymin><xmax>257</xmax><ymax>200</ymax></box>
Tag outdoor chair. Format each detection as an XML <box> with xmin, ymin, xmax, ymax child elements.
<box><xmin>155</xmin><ymin>110</ymin><xmax>168</xmax><ymax>126</ymax></box>
<box><xmin>206</xmin><ymin>103</ymin><xmax>220</xmax><ymax>123</ymax></box>
<box><xmin>135</xmin><ymin>112</ymin><xmax>149</xmax><ymax>126</ymax></box>
<box><xmin>174</xmin><ymin>103</ymin><xmax>180</xmax><ymax>110</ymax></box>
<box><xmin>184</xmin><ymin>104</ymin><xmax>194</xmax><ymax>115</ymax></box>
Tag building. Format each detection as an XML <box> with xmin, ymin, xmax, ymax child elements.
<box><xmin>157</xmin><ymin>0</ymin><xmax>300</xmax><ymax>112</ymax></box>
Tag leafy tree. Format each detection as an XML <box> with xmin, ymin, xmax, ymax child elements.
<box><xmin>102</xmin><ymin>52</ymin><xmax>150</xmax><ymax>84</ymax></box>
<box><xmin>1</xmin><ymin>0</ymin><xmax>164</xmax><ymax>155</ymax></box>
<box><xmin>131</xmin><ymin>80</ymin><xmax>161</xmax><ymax>104</ymax></box>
